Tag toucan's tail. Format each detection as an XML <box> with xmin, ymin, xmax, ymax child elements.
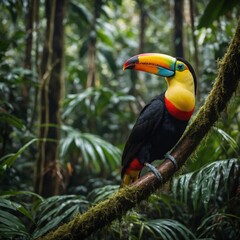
<box><xmin>120</xmin><ymin>158</ymin><xmax>143</xmax><ymax>187</ymax></box>
<box><xmin>120</xmin><ymin>170</ymin><xmax>141</xmax><ymax>188</ymax></box>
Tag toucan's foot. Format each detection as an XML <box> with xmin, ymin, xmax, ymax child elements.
<box><xmin>144</xmin><ymin>162</ymin><xmax>163</xmax><ymax>182</ymax></box>
<box><xmin>165</xmin><ymin>153</ymin><xmax>178</xmax><ymax>170</ymax></box>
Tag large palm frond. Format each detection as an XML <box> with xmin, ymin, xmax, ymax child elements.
<box><xmin>63</xmin><ymin>86</ymin><xmax>135</xmax><ymax>118</ymax></box>
<box><xmin>125</xmin><ymin>212</ymin><xmax>196</xmax><ymax>240</ymax></box>
<box><xmin>197</xmin><ymin>212</ymin><xmax>240</xmax><ymax>239</ymax></box>
<box><xmin>33</xmin><ymin>195</ymin><xmax>89</xmax><ymax>238</ymax></box>
<box><xmin>0</xmin><ymin>191</ymin><xmax>43</xmax><ymax>239</ymax></box>
<box><xmin>61</xmin><ymin>125</ymin><xmax>121</xmax><ymax>174</ymax></box>
<box><xmin>87</xmin><ymin>184</ymin><xmax>119</xmax><ymax>203</ymax></box>
<box><xmin>172</xmin><ymin>158</ymin><xmax>240</xmax><ymax>211</ymax></box>
<box><xmin>0</xmin><ymin>198</ymin><xmax>32</xmax><ymax>239</ymax></box>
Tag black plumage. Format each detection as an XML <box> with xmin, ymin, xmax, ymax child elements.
<box><xmin>121</xmin><ymin>93</ymin><xmax>188</xmax><ymax>178</ymax></box>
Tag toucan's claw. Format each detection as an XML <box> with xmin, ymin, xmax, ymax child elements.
<box><xmin>165</xmin><ymin>153</ymin><xmax>178</xmax><ymax>170</ymax></box>
<box><xmin>144</xmin><ymin>162</ymin><xmax>163</xmax><ymax>182</ymax></box>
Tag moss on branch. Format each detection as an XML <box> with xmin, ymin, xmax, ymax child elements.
<box><xmin>39</xmin><ymin>19</ymin><xmax>240</xmax><ymax>240</ymax></box>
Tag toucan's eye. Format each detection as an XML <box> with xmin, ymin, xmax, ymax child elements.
<box><xmin>176</xmin><ymin>63</ymin><xmax>185</xmax><ymax>71</ymax></box>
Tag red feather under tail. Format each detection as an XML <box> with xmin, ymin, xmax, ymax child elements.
<box><xmin>125</xmin><ymin>158</ymin><xmax>143</xmax><ymax>173</ymax></box>
<box><xmin>121</xmin><ymin>158</ymin><xmax>144</xmax><ymax>187</ymax></box>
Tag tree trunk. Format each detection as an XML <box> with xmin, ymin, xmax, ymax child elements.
<box><xmin>29</xmin><ymin>0</ymin><xmax>40</xmax><ymax>130</ymax></box>
<box><xmin>87</xmin><ymin>0</ymin><xmax>102</xmax><ymax>88</ymax></box>
<box><xmin>174</xmin><ymin>0</ymin><xmax>184</xmax><ymax>57</ymax></box>
<box><xmin>21</xmin><ymin>0</ymin><xmax>39</xmax><ymax>124</ymax></box>
<box><xmin>129</xmin><ymin>0</ymin><xmax>148</xmax><ymax>110</ymax></box>
<box><xmin>189</xmin><ymin>0</ymin><xmax>200</xmax><ymax>99</ymax></box>
<box><xmin>138</xmin><ymin>0</ymin><xmax>147</xmax><ymax>53</ymax></box>
<box><xmin>24</xmin><ymin>0</ymin><xmax>33</xmax><ymax>70</ymax></box>
<box><xmin>35</xmin><ymin>0</ymin><xmax>67</xmax><ymax>197</ymax></box>
<box><xmin>39</xmin><ymin>18</ymin><xmax>240</xmax><ymax>240</ymax></box>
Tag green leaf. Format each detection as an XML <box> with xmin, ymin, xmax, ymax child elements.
<box><xmin>0</xmin><ymin>209</ymin><xmax>29</xmax><ymax>239</ymax></box>
<box><xmin>33</xmin><ymin>195</ymin><xmax>89</xmax><ymax>238</ymax></box>
<box><xmin>213</xmin><ymin>127</ymin><xmax>239</xmax><ymax>154</ymax></box>
<box><xmin>198</xmin><ymin>212</ymin><xmax>240</xmax><ymax>238</ymax></box>
<box><xmin>0</xmin><ymin>198</ymin><xmax>33</xmax><ymax>222</ymax></box>
<box><xmin>88</xmin><ymin>185</ymin><xmax>119</xmax><ymax>203</ymax></box>
<box><xmin>61</xmin><ymin>126</ymin><xmax>121</xmax><ymax>174</ymax></box>
<box><xmin>0</xmin><ymin>138</ymin><xmax>38</xmax><ymax>169</ymax></box>
<box><xmin>0</xmin><ymin>210</ymin><xmax>24</xmax><ymax>228</ymax></box>
<box><xmin>0</xmin><ymin>112</ymin><xmax>24</xmax><ymax>129</ymax></box>
<box><xmin>63</xmin><ymin>87</ymin><xmax>94</xmax><ymax>117</ymax></box>
<box><xmin>0</xmin><ymin>190</ymin><xmax>43</xmax><ymax>202</ymax></box>
<box><xmin>97</xmin><ymin>28</ymin><xmax>114</xmax><ymax>47</ymax></box>
<box><xmin>99</xmin><ymin>46</ymin><xmax>117</xmax><ymax>72</ymax></box>
<box><xmin>173</xmin><ymin>159</ymin><xmax>240</xmax><ymax>211</ymax></box>
<box><xmin>69</xmin><ymin>1</ymin><xmax>93</xmax><ymax>24</ymax></box>
<box><xmin>63</xmin><ymin>86</ymin><xmax>135</xmax><ymax>118</ymax></box>
<box><xmin>140</xmin><ymin>218</ymin><xmax>196</xmax><ymax>240</ymax></box>
<box><xmin>198</xmin><ymin>0</ymin><xmax>240</xmax><ymax>28</ymax></box>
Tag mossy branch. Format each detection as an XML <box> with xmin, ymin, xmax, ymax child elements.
<box><xmin>39</xmin><ymin>19</ymin><xmax>240</xmax><ymax>240</ymax></box>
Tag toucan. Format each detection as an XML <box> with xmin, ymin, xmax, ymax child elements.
<box><xmin>121</xmin><ymin>53</ymin><xmax>197</xmax><ymax>186</ymax></box>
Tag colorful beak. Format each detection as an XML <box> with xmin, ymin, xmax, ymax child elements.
<box><xmin>123</xmin><ymin>53</ymin><xmax>176</xmax><ymax>77</ymax></box>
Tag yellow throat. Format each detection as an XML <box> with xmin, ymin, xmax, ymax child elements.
<box><xmin>165</xmin><ymin>70</ymin><xmax>195</xmax><ymax>113</ymax></box>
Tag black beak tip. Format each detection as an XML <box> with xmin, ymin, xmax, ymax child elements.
<box><xmin>124</xmin><ymin>65</ymin><xmax>135</xmax><ymax>70</ymax></box>
<box><xmin>123</xmin><ymin>55</ymin><xmax>139</xmax><ymax>70</ymax></box>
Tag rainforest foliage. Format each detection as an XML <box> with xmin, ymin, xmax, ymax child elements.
<box><xmin>0</xmin><ymin>0</ymin><xmax>239</xmax><ymax>239</ymax></box>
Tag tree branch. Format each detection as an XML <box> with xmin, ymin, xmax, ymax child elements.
<box><xmin>39</xmin><ymin>19</ymin><xmax>240</xmax><ymax>240</ymax></box>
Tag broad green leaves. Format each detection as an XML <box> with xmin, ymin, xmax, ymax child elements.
<box><xmin>61</xmin><ymin>126</ymin><xmax>121</xmax><ymax>174</ymax></box>
<box><xmin>0</xmin><ymin>191</ymin><xmax>43</xmax><ymax>239</ymax></box>
<box><xmin>173</xmin><ymin>159</ymin><xmax>240</xmax><ymax>211</ymax></box>
<box><xmin>121</xmin><ymin>213</ymin><xmax>196</xmax><ymax>240</ymax></box>
<box><xmin>0</xmin><ymin>193</ymin><xmax>89</xmax><ymax>239</ymax></box>
<box><xmin>0</xmin><ymin>112</ymin><xmax>24</xmax><ymax>130</ymax></box>
<box><xmin>33</xmin><ymin>195</ymin><xmax>89</xmax><ymax>238</ymax></box>
<box><xmin>0</xmin><ymin>198</ymin><xmax>32</xmax><ymax>239</ymax></box>
<box><xmin>0</xmin><ymin>138</ymin><xmax>38</xmax><ymax>174</ymax></box>
<box><xmin>141</xmin><ymin>219</ymin><xmax>196</xmax><ymax>240</ymax></box>
<box><xmin>88</xmin><ymin>185</ymin><xmax>119</xmax><ymax>203</ymax></box>
<box><xmin>198</xmin><ymin>0</ymin><xmax>240</xmax><ymax>28</ymax></box>
<box><xmin>63</xmin><ymin>86</ymin><xmax>135</xmax><ymax>118</ymax></box>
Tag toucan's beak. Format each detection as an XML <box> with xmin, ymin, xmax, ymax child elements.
<box><xmin>123</xmin><ymin>53</ymin><xmax>176</xmax><ymax>77</ymax></box>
